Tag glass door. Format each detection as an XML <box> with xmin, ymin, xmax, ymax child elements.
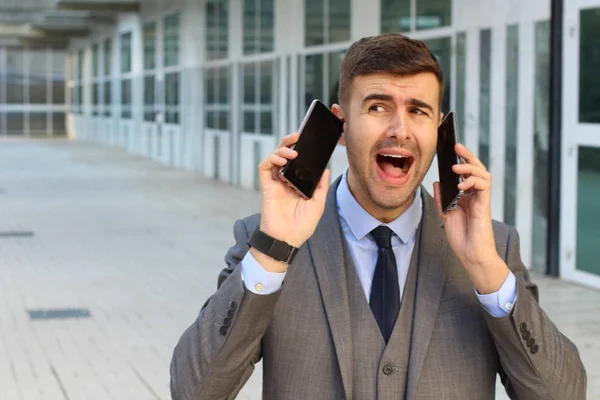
<box><xmin>561</xmin><ymin>0</ymin><xmax>600</xmax><ymax>288</ymax></box>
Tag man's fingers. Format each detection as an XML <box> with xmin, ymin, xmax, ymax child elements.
<box><xmin>274</xmin><ymin>147</ymin><xmax>298</xmax><ymax>159</ymax></box>
<box><xmin>278</xmin><ymin>132</ymin><xmax>300</xmax><ymax>149</ymax></box>
<box><xmin>259</xmin><ymin>154</ymin><xmax>289</xmax><ymax>172</ymax></box>
<box><xmin>455</xmin><ymin>144</ymin><xmax>486</xmax><ymax>170</ymax></box>
<box><xmin>458</xmin><ymin>176</ymin><xmax>491</xmax><ymax>192</ymax></box>
<box><xmin>452</xmin><ymin>163</ymin><xmax>491</xmax><ymax>181</ymax></box>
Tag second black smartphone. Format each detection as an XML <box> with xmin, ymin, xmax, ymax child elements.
<box><xmin>279</xmin><ymin>99</ymin><xmax>344</xmax><ymax>199</ymax></box>
<box><xmin>436</xmin><ymin>111</ymin><xmax>465</xmax><ymax>213</ymax></box>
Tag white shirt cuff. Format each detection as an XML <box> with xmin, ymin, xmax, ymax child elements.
<box><xmin>475</xmin><ymin>271</ymin><xmax>518</xmax><ymax>318</ymax></box>
<box><xmin>240</xmin><ymin>251</ymin><xmax>287</xmax><ymax>295</ymax></box>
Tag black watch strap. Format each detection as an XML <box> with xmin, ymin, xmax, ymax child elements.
<box><xmin>247</xmin><ymin>228</ymin><xmax>299</xmax><ymax>264</ymax></box>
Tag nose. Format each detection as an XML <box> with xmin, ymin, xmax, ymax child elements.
<box><xmin>386</xmin><ymin>111</ymin><xmax>413</xmax><ymax>141</ymax></box>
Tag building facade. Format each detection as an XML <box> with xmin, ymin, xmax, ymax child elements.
<box><xmin>63</xmin><ymin>0</ymin><xmax>600</xmax><ymax>289</ymax></box>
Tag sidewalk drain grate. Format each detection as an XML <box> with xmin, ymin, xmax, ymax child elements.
<box><xmin>0</xmin><ymin>231</ymin><xmax>34</xmax><ymax>238</ymax></box>
<box><xmin>28</xmin><ymin>308</ymin><xmax>92</xmax><ymax>320</ymax></box>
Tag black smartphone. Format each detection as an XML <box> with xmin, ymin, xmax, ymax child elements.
<box><xmin>279</xmin><ymin>99</ymin><xmax>344</xmax><ymax>199</ymax></box>
<box><xmin>436</xmin><ymin>111</ymin><xmax>465</xmax><ymax>213</ymax></box>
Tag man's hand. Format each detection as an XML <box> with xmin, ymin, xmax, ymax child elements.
<box><xmin>433</xmin><ymin>144</ymin><xmax>509</xmax><ymax>294</ymax></box>
<box><xmin>251</xmin><ymin>132</ymin><xmax>330</xmax><ymax>273</ymax></box>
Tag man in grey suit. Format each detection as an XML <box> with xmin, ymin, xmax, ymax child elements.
<box><xmin>170</xmin><ymin>33</ymin><xmax>586</xmax><ymax>399</ymax></box>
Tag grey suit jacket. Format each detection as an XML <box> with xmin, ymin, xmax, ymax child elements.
<box><xmin>170</xmin><ymin>179</ymin><xmax>586</xmax><ymax>399</ymax></box>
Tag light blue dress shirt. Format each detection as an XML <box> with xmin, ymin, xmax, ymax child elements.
<box><xmin>241</xmin><ymin>171</ymin><xmax>517</xmax><ymax>318</ymax></box>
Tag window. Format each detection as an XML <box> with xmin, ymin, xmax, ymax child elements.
<box><xmin>165</xmin><ymin>72</ymin><xmax>180</xmax><ymax>124</ymax></box>
<box><xmin>104</xmin><ymin>39</ymin><xmax>112</xmax><ymax>117</ymax></box>
<box><xmin>92</xmin><ymin>83</ymin><xmax>99</xmax><ymax>116</ymax></box>
<box><xmin>144</xmin><ymin>22</ymin><xmax>157</xmax><ymax>70</ymax></box>
<box><xmin>416</xmin><ymin>0</ymin><xmax>451</xmax><ymax>30</ymax></box>
<box><xmin>532</xmin><ymin>20</ymin><xmax>550</xmax><ymax>271</ymax></box>
<box><xmin>579</xmin><ymin>7</ymin><xmax>600</xmax><ymax>123</ymax></box>
<box><xmin>242</xmin><ymin>60</ymin><xmax>277</xmax><ymax>135</ymax></box>
<box><xmin>120</xmin><ymin>32</ymin><xmax>132</xmax><ymax>74</ymax></box>
<box><xmin>204</xmin><ymin>66</ymin><xmax>230</xmax><ymax>130</ymax></box>
<box><xmin>305</xmin><ymin>0</ymin><xmax>350</xmax><ymax>46</ymax></box>
<box><xmin>144</xmin><ymin>76</ymin><xmax>155</xmax><ymax>122</ymax></box>
<box><xmin>381</xmin><ymin>0</ymin><xmax>451</xmax><ymax>33</ymax></box>
<box><xmin>243</xmin><ymin>0</ymin><xmax>274</xmax><ymax>55</ymax></box>
<box><xmin>206</xmin><ymin>0</ymin><xmax>229</xmax><ymax>60</ymax></box>
<box><xmin>455</xmin><ymin>32</ymin><xmax>467</xmax><ymax>129</ymax></box>
<box><xmin>479</xmin><ymin>29</ymin><xmax>492</xmax><ymax>168</ymax></box>
<box><xmin>143</xmin><ymin>22</ymin><xmax>156</xmax><ymax>122</ymax></box>
<box><xmin>164</xmin><ymin>14</ymin><xmax>180</xmax><ymax>67</ymax></box>
<box><xmin>29</xmin><ymin>49</ymin><xmax>48</xmax><ymax>104</ymax></box>
<box><xmin>104</xmin><ymin>38</ymin><xmax>112</xmax><ymax>76</ymax></box>
<box><xmin>6</xmin><ymin>48</ymin><xmax>24</xmax><ymax>104</ymax></box>
<box><xmin>121</xmin><ymin>79</ymin><xmax>132</xmax><ymax>119</ymax></box>
<box><xmin>76</xmin><ymin>49</ymin><xmax>84</xmax><ymax>114</ymax></box>
<box><xmin>303</xmin><ymin>50</ymin><xmax>345</xmax><ymax>115</ymax></box>
<box><xmin>92</xmin><ymin>44</ymin><xmax>99</xmax><ymax>78</ymax></box>
<box><xmin>381</xmin><ymin>0</ymin><xmax>411</xmax><ymax>33</ymax></box>
<box><xmin>504</xmin><ymin>25</ymin><xmax>519</xmax><ymax>227</ymax></box>
<box><xmin>424</xmin><ymin>37</ymin><xmax>451</xmax><ymax>114</ymax></box>
<box><xmin>51</xmin><ymin>50</ymin><xmax>66</xmax><ymax>104</ymax></box>
<box><xmin>104</xmin><ymin>81</ymin><xmax>112</xmax><ymax>117</ymax></box>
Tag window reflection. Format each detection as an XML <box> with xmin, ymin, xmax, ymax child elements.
<box><xmin>416</xmin><ymin>0</ymin><xmax>451</xmax><ymax>30</ymax></box>
<box><xmin>305</xmin><ymin>0</ymin><xmax>350</xmax><ymax>46</ymax></box>
<box><xmin>579</xmin><ymin>7</ymin><xmax>600</xmax><ymax>123</ymax></box>
<box><xmin>455</xmin><ymin>32</ymin><xmax>467</xmax><ymax>129</ymax></box>
<box><xmin>479</xmin><ymin>29</ymin><xmax>492</xmax><ymax>168</ymax></box>
<box><xmin>532</xmin><ymin>20</ymin><xmax>550</xmax><ymax>272</ymax></box>
<box><xmin>504</xmin><ymin>25</ymin><xmax>519</xmax><ymax>227</ymax></box>
<box><xmin>576</xmin><ymin>147</ymin><xmax>600</xmax><ymax>276</ymax></box>
<box><xmin>424</xmin><ymin>37</ymin><xmax>451</xmax><ymax>114</ymax></box>
<box><xmin>381</xmin><ymin>0</ymin><xmax>411</xmax><ymax>33</ymax></box>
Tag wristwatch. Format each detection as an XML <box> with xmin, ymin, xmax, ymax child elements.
<box><xmin>247</xmin><ymin>228</ymin><xmax>300</xmax><ymax>264</ymax></box>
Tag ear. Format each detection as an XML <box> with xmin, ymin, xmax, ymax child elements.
<box><xmin>331</xmin><ymin>103</ymin><xmax>347</xmax><ymax>146</ymax></box>
<box><xmin>438</xmin><ymin>112</ymin><xmax>445</xmax><ymax>127</ymax></box>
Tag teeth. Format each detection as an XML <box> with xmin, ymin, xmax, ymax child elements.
<box><xmin>381</xmin><ymin>154</ymin><xmax>408</xmax><ymax>158</ymax></box>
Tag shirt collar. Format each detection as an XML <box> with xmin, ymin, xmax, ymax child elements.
<box><xmin>336</xmin><ymin>169</ymin><xmax>422</xmax><ymax>244</ymax></box>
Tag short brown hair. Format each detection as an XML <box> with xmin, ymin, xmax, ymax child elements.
<box><xmin>337</xmin><ymin>33</ymin><xmax>444</xmax><ymax>109</ymax></box>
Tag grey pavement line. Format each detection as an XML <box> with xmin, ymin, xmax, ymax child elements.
<box><xmin>50</xmin><ymin>365</ymin><xmax>71</xmax><ymax>400</ymax></box>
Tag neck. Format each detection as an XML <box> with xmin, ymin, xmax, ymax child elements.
<box><xmin>346</xmin><ymin>170</ymin><xmax>417</xmax><ymax>224</ymax></box>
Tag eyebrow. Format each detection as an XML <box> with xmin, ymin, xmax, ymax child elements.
<box><xmin>361</xmin><ymin>93</ymin><xmax>434</xmax><ymax>113</ymax></box>
<box><xmin>407</xmin><ymin>98</ymin><xmax>434</xmax><ymax>113</ymax></box>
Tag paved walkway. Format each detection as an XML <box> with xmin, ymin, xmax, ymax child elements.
<box><xmin>0</xmin><ymin>138</ymin><xmax>598</xmax><ymax>400</ymax></box>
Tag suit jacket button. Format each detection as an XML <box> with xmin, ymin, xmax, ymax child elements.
<box><xmin>227</xmin><ymin>309</ymin><xmax>235</xmax><ymax>318</ymax></box>
<box><xmin>223</xmin><ymin>317</ymin><xmax>231</xmax><ymax>327</ymax></box>
<box><xmin>522</xmin><ymin>330</ymin><xmax>531</xmax><ymax>340</ymax></box>
<box><xmin>229</xmin><ymin>301</ymin><xmax>237</xmax><ymax>310</ymax></box>
<box><xmin>527</xmin><ymin>338</ymin><xmax>536</xmax><ymax>348</ymax></box>
<box><xmin>520</xmin><ymin>322</ymin><xmax>528</xmax><ymax>332</ymax></box>
<box><xmin>220</xmin><ymin>326</ymin><xmax>229</xmax><ymax>336</ymax></box>
<box><xmin>531</xmin><ymin>344</ymin><xmax>539</xmax><ymax>354</ymax></box>
<box><xmin>382</xmin><ymin>365</ymin><xmax>394</xmax><ymax>375</ymax></box>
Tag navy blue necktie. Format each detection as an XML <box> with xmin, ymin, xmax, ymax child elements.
<box><xmin>369</xmin><ymin>226</ymin><xmax>400</xmax><ymax>343</ymax></box>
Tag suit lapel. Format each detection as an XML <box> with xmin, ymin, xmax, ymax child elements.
<box><xmin>308</xmin><ymin>177</ymin><xmax>354</xmax><ymax>400</ymax></box>
<box><xmin>406</xmin><ymin>190</ymin><xmax>451</xmax><ymax>400</ymax></box>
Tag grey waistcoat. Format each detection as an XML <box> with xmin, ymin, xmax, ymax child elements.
<box><xmin>344</xmin><ymin>233</ymin><xmax>420</xmax><ymax>400</ymax></box>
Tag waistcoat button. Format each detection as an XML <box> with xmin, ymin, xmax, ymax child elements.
<box><xmin>383</xmin><ymin>365</ymin><xmax>394</xmax><ymax>375</ymax></box>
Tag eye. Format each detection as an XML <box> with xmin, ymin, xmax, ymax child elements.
<box><xmin>410</xmin><ymin>108</ymin><xmax>427</xmax><ymax>116</ymax></box>
<box><xmin>369</xmin><ymin>104</ymin><xmax>386</xmax><ymax>112</ymax></box>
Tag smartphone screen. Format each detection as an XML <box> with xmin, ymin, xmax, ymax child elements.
<box><xmin>280</xmin><ymin>100</ymin><xmax>344</xmax><ymax>198</ymax></box>
<box><xmin>436</xmin><ymin>112</ymin><xmax>463</xmax><ymax>212</ymax></box>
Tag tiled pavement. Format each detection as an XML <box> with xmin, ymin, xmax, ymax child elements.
<box><xmin>0</xmin><ymin>138</ymin><xmax>598</xmax><ymax>400</ymax></box>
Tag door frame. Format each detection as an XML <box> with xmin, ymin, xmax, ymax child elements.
<box><xmin>560</xmin><ymin>0</ymin><xmax>600</xmax><ymax>288</ymax></box>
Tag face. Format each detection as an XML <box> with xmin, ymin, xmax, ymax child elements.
<box><xmin>332</xmin><ymin>72</ymin><xmax>442</xmax><ymax>222</ymax></box>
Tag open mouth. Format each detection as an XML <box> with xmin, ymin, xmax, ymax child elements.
<box><xmin>376</xmin><ymin>153</ymin><xmax>414</xmax><ymax>180</ymax></box>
